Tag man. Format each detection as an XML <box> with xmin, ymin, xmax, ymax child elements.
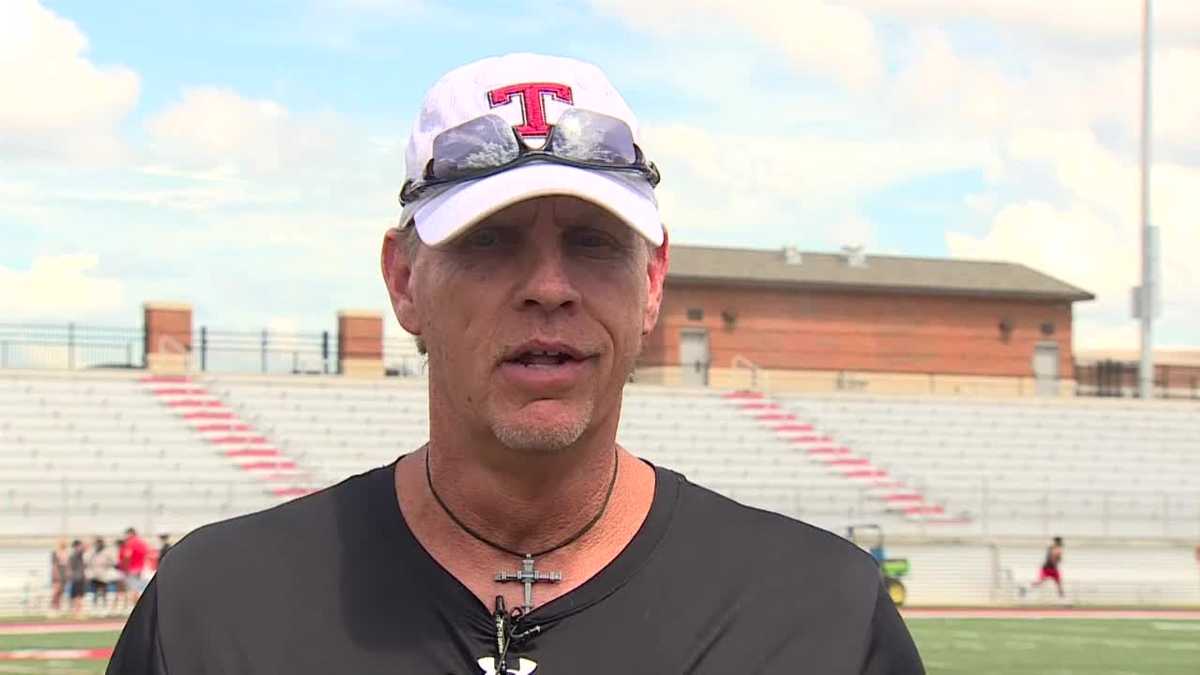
<box><xmin>109</xmin><ymin>53</ymin><xmax>922</xmax><ymax>674</ymax></box>
<box><xmin>48</xmin><ymin>539</ymin><xmax>68</xmax><ymax>617</ymax></box>
<box><xmin>119</xmin><ymin>527</ymin><xmax>150</xmax><ymax>605</ymax></box>
<box><xmin>66</xmin><ymin>539</ymin><xmax>87</xmax><ymax>618</ymax></box>
<box><xmin>1027</xmin><ymin>536</ymin><xmax>1065</xmax><ymax>598</ymax></box>
<box><xmin>85</xmin><ymin>537</ymin><xmax>113</xmax><ymax>616</ymax></box>
<box><xmin>155</xmin><ymin>533</ymin><xmax>172</xmax><ymax>569</ymax></box>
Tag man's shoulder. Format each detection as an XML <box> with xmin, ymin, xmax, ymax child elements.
<box><xmin>158</xmin><ymin>466</ymin><xmax>388</xmax><ymax>582</ymax></box>
<box><xmin>665</xmin><ymin>469</ymin><xmax>880</xmax><ymax>581</ymax></box>
<box><xmin>139</xmin><ymin>464</ymin><xmax>410</xmax><ymax>650</ymax></box>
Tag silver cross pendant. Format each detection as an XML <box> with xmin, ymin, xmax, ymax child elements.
<box><xmin>495</xmin><ymin>555</ymin><xmax>562</xmax><ymax>614</ymax></box>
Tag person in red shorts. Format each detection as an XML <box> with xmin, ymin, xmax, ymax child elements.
<box><xmin>1029</xmin><ymin>536</ymin><xmax>1065</xmax><ymax>598</ymax></box>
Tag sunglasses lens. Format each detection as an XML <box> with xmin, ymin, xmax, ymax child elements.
<box><xmin>547</xmin><ymin>108</ymin><xmax>638</xmax><ymax>165</ymax></box>
<box><xmin>414</xmin><ymin>108</ymin><xmax>654</xmax><ymax>204</ymax></box>
<box><xmin>431</xmin><ymin>115</ymin><xmax>520</xmax><ymax>180</ymax></box>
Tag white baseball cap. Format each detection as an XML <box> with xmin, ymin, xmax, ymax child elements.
<box><xmin>399</xmin><ymin>53</ymin><xmax>663</xmax><ymax>247</ymax></box>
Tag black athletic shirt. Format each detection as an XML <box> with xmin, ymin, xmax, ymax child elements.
<box><xmin>1043</xmin><ymin>546</ymin><xmax>1061</xmax><ymax>570</ymax></box>
<box><xmin>108</xmin><ymin>461</ymin><xmax>924</xmax><ymax>674</ymax></box>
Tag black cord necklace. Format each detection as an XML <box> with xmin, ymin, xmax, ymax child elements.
<box><xmin>424</xmin><ymin>445</ymin><xmax>619</xmax><ymax>668</ymax></box>
<box><xmin>424</xmin><ymin>444</ymin><xmax>620</xmax><ymax>560</ymax></box>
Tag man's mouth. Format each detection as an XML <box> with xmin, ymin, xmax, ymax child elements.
<box><xmin>512</xmin><ymin>351</ymin><xmax>576</xmax><ymax>367</ymax></box>
<box><xmin>502</xmin><ymin>342</ymin><xmax>590</xmax><ymax>368</ymax></box>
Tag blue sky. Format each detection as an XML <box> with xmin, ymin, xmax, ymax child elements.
<box><xmin>2</xmin><ymin>0</ymin><xmax>1198</xmax><ymax>350</ymax></box>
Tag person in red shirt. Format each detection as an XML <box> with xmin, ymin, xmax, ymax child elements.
<box><xmin>119</xmin><ymin>527</ymin><xmax>150</xmax><ymax>604</ymax></box>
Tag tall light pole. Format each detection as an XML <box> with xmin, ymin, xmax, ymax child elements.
<box><xmin>1137</xmin><ymin>0</ymin><xmax>1156</xmax><ymax>399</ymax></box>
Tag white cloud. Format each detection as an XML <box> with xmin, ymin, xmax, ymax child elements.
<box><xmin>320</xmin><ymin>0</ymin><xmax>424</xmax><ymax>12</ymax></box>
<box><xmin>888</xmin><ymin>26</ymin><xmax>1171</xmax><ymax>142</ymax></box>
<box><xmin>947</xmin><ymin>128</ymin><xmax>1200</xmax><ymax>347</ymax></box>
<box><xmin>1009</xmin><ymin>128</ymin><xmax>1137</xmax><ymax>220</ymax></box>
<box><xmin>948</xmin><ymin>199</ymin><xmax>1129</xmax><ymax>299</ymax></box>
<box><xmin>833</xmin><ymin>213</ymin><xmax>877</xmax><ymax>249</ymax></box>
<box><xmin>0</xmin><ymin>254</ymin><xmax>125</xmax><ymax>319</ymax></box>
<box><xmin>893</xmin><ymin>28</ymin><xmax>1032</xmax><ymax>134</ymax></box>
<box><xmin>644</xmin><ymin>122</ymin><xmax>991</xmax><ymax>243</ymax></box>
<box><xmin>129</xmin><ymin>85</ymin><xmax>405</xmax><ymax>222</ymax></box>
<box><xmin>861</xmin><ymin>0</ymin><xmax>1200</xmax><ymax>44</ymax></box>
<box><xmin>888</xmin><ymin>23</ymin><xmax>1200</xmax><ymax>167</ymax></box>
<box><xmin>591</xmin><ymin>0</ymin><xmax>882</xmax><ymax>90</ymax></box>
<box><xmin>146</xmin><ymin>87</ymin><xmax>353</xmax><ymax>175</ymax></box>
<box><xmin>883</xmin><ymin>19</ymin><xmax>1199</xmax><ymax>345</ymax></box>
<box><xmin>3</xmin><ymin>78</ymin><xmax>403</xmax><ymax>332</ymax></box>
<box><xmin>1097</xmin><ymin>47</ymin><xmax>1200</xmax><ymax>162</ymax></box>
<box><xmin>0</xmin><ymin>0</ymin><xmax>139</xmax><ymax>163</ymax></box>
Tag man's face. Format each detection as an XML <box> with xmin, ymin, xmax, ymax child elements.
<box><xmin>384</xmin><ymin>195</ymin><xmax>667</xmax><ymax>453</ymax></box>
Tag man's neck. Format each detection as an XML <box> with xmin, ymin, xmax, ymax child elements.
<box><xmin>394</xmin><ymin>435</ymin><xmax>656</xmax><ymax>613</ymax></box>
<box><xmin>421</xmin><ymin>424</ymin><xmax>621</xmax><ymax>554</ymax></box>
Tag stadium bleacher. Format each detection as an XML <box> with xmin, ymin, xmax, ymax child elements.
<box><xmin>0</xmin><ymin>370</ymin><xmax>279</xmax><ymax>538</ymax></box>
<box><xmin>2</xmin><ymin>368</ymin><xmax>1199</xmax><ymax>614</ymax></box>
<box><xmin>207</xmin><ymin>375</ymin><xmax>907</xmax><ymax>531</ymax></box>
<box><xmin>780</xmin><ymin>394</ymin><xmax>1200</xmax><ymax>539</ymax></box>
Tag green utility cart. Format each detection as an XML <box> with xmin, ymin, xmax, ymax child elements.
<box><xmin>846</xmin><ymin>524</ymin><xmax>910</xmax><ymax>606</ymax></box>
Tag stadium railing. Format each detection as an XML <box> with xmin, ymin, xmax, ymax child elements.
<box><xmin>1075</xmin><ymin>359</ymin><xmax>1200</xmax><ymax>399</ymax></box>
<box><xmin>0</xmin><ymin>322</ymin><xmax>425</xmax><ymax>378</ymax></box>
<box><xmin>0</xmin><ymin>323</ymin><xmax>143</xmax><ymax>371</ymax></box>
<box><xmin>4</xmin><ymin>474</ymin><xmax>1196</xmax><ymax>542</ymax></box>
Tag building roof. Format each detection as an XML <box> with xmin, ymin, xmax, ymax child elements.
<box><xmin>666</xmin><ymin>245</ymin><xmax>1094</xmax><ymax>302</ymax></box>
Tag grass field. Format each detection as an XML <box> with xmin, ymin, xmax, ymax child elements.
<box><xmin>908</xmin><ymin>618</ymin><xmax>1200</xmax><ymax>674</ymax></box>
<box><xmin>0</xmin><ymin>629</ymin><xmax>115</xmax><ymax>675</ymax></box>
<box><xmin>0</xmin><ymin>617</ymin><xmax>1198</xmax><ymax>673</ymax></box>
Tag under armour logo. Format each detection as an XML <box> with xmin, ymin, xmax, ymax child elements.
<box><xmin>486</xmin><ymin>82</ymin><xmax>574</xmax><ymax>137</ymax></box>
<box><xmin>477</xmin><ymin>656</ymin><xmax>538</xmax><ymax>675</ymax></box>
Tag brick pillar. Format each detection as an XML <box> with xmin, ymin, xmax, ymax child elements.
<box><xmin>338</xmin><ymin>310</ymin><xmax>384</xmax><ymax>378</ymax></box>
<box><xmin>143</xmin><ymin>302</ymin><xmax>193</xmax><ymax>374</ymax></box>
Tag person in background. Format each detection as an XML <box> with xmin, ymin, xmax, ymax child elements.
<box><xmin>86</xmin><ymin>537</ymin><xmax>116</xmax><ymax>616</ymax></box>
<box><xmin>157</xmin><ymin>533</ymin><xmax>172</xmax><ymax>568</ymax></box>
<box><xmin>67</xmin><ymin>539</ymin><xmax>87</xmax><ymax>618</ymax></box>
<box><xmin>1194</xmin><ymin>543</ymin><xmax>1200</xmax><ymax>590</ymax></box>
<box><xmin>1023</xmin><ymin>536</ymin><xmax>1065</xmax><ymax>599</ymax></box>
<box><xmin>148</xmin><ymin>533</ymin><xmax>172</xmax><ymax>572</ymax></box>
<box><xmin>120</xmin><ymin>527</ymin><xmax>150</xmax><ymax>605</ymax></box>
<box><xmin>83</xmin><ymin>537</ymin><xmax>102</xmax><ymax>613</ymax></box>
<box><xmin>48</xmin><ymin>539</ymin><xmax>69</xmax><ymax>616</ymax></box>
<box><xmin>111</xmin><ymin>537</ymin><xmax>129</xmax><ymax>615</ymax></box>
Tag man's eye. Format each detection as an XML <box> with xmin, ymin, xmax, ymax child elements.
<box><xmin>567</xmin><ymin>229</ymin><xmax>623</xmax><ymax>253</ymax></box>
<box><xmin>463</xmin><ymin>228</ymin><xmax>504</xmax><ymax>248</ymax></box>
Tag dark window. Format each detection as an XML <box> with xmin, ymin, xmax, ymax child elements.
<box><xmin>686</xmin><ymin>308</ymin><xmax>703</xmax><ymax>321</ymax></box>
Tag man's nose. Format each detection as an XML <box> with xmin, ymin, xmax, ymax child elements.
<box><xmin>517</xmin><ymin>241</ymin><xmax>580</xmax><ymax>313</ymax></box>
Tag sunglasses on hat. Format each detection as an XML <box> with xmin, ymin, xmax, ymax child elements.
<box><xmin>399</xmin><ymin>108</ymin><xmax>661</xmax><ymax>206</ymax></box>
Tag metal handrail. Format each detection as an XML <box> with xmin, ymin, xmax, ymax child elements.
<box><xmin>730</xmin><ymin>354</ymin><xmax>761</xmax><ymax>390</ymax></box>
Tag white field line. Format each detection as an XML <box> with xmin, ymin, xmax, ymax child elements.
<box><xmin>0</xmin><ymin>622</ymin><xmax>123</xmax><ymax>636</ymax></box>
<box><xmin>903</xmin><ymin>608</ymin><xmax>1200</xmax><ymax>620</ymax></box>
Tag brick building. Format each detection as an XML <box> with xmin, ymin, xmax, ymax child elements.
<box><xmin>636</xmin><ymin>245</ymin><xmax>1094</xmax><ymax>396</ymax></box>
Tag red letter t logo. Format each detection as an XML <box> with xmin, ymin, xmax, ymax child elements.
<box><xmin>487</xmin><ymin>82</ymin><xmax>574</xmax><ymax>137</ymax></box>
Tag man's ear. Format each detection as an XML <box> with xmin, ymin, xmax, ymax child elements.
<box><xmin>381</xmin><ymin>228</ymin><xmax>423</xmax><ymax>338</ymax></box>
<box><xmin>642</xmin><ymin>228</ymin><xmax>670</xmax><ymax>336</ymax></box>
